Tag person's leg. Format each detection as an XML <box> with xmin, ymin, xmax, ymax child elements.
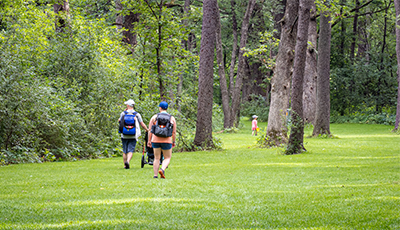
<box><xmin>122</xmin><ymin>138</ymin><xmax>128</xmax><ymax>168</ymax></box>
<box><xmin>126</xmin><ymin>139</ymin><xmax>137</xmax><ymax>164</ymax></box>
<box><xmin>160</xmin><ymin>148</ymin><xmax>172</xmax><ymax>172</ymax></box>
<box><xmin>153</xmin><ymin>147</ymin><xmax>162</xmax><ymax>177</ymax></box>
<box><xmin>123</xmin><ymin>153</ymin><xmax>127</xmax><ymax>165</ymax></box>
<box><xmin>126</xmin><ymin>152</ymin><xmax>133</xmax><ymax>163</ymax></box>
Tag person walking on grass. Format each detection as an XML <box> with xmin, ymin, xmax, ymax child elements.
<box><xmin>147</xmin><ymin>101</ymin><xmax>176</xmax><ymax>179</ymax></box>
<box><xmin>252</xmin><ymin>115</ymin><xmax>258</xmax><ymax>136</ymax></box>
<box><xmin>118</xmin><ymin>99</ymin><xmax>149</xmax><ymax>169</ymax></box>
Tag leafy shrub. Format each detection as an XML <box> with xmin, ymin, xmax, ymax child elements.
<box><xmin>241</xmin><ymin>94</ymin><xmax>269</xmax><ymax>122</ymax></box>
<box><xmin>331</xmin><ymin>112</ymin><xmax>396</xmax><ymax>126</ymax></box>
<box><xmin>0</xmin><ymin>9</ymin><xmax>124</xmax><ymax>164</ymax></box>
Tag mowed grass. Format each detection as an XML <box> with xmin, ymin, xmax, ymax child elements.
<box><xmin>0</xmin><ymin>122</ymin><xmax>399</xmax><ymax>229</ymax></box>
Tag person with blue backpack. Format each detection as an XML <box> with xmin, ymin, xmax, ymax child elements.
<box><xmin>118</xmin><ymin>99</ymin><xmax>149</xmax><ymax>169</ymax></box>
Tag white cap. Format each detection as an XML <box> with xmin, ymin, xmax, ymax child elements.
<box><xmin>124</xmin><ymin>99</ymin><xmax>135</xmax><ymax>106</ymax></box>
<box><xmin>252</xmin><ymin>115</ymin><xmax>258</xmax><ymax>119</ymax></box>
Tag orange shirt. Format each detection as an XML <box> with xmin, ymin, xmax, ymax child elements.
<box><xmin>148</xmin><ymin>113</ymin><xmax>176</xmax><ymax>143</ymax></box>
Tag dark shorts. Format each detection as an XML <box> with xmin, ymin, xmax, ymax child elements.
<box><xmin>152</xmin><ymin>143</ymin><xmax>172</xmax><ymax>150</ymax></box>
<box><xmin>122</xmin><ymin>138</ymin><xmax>137</xmax><ymax>154</ymax></box>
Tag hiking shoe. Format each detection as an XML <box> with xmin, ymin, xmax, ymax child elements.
<box><xmin>124</xmin><ymin>162</ymin><xmax>130</xmax><ymax>169</ymax></box>
<box><xmin>153</xmin><ymin>176</ymin><xmax>158</xmax><ymax>179</ymax></box>
<box><xmin>159</xmin><ymin>169</ymin><xmax>165</xmax><ymax>179</ymax></box>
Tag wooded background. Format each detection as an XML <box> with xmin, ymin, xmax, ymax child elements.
<box><xmin>1</xmin><ymin>0</ymin><xmax>399</xmax><ymax>162</ymax></box>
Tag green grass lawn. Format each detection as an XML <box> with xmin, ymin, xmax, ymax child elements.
<box><xmin>1</xmin><ymin>122</ymin><xmax>399</xmax><ymax>229</ymax></box>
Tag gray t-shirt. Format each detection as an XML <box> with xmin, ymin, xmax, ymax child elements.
<box><xmin>119</xmin><ymin>109</ymin><xmax>144</xmax><ymax>139</ymax></box>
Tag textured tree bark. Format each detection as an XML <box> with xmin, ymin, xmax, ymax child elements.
<box><xmin>54</xmin><ymin>0</ymin><xmax>70</xmax><ymax>33</ymax></box>
<box><xmin>313</xmin><ymin>10</ymin><xmax>332</xmax><ymax>136</ymax></box>
<box><xmin>302</xmin><ymin>2</ymin><xmax>317</xmax><ymax>125</ymax></box>
<box><xmin>229</xmin><ymin>0</ymin><xmax>256</xmax><ymax>127</ymax></box>
<box><xmin>215</xmin><ymin>4</ymin><xmax>231</xmax><ymax>129</ymax></box>
<box><xmin>394</xmin><ymin>0</ymin><xmax>400</xmax><ymax>131</ymax></box>
<box><xmin>115</xmin><ymin>0</ymin><xmax>123</xmax><ymax>31</ymax></box>
<box><xmin>266</xmin><ymin>0</ymin><xmax>299</xmax><ymax>146</ymax></box>
<box><xmin>194</xmin><ymin>0</ymin><xmax>217</xmax><ymax>147</ymax></box>
<box><xmin>286</xmin><ymin>0</ymin><xmax>311</xmax><ymax>154</ymax></box>
<box><xmin>115</xmin><ymin>0</ymin><xmax>139</xmax><ymax>51</ymax></box>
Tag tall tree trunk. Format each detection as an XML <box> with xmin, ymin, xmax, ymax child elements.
<box><xmin>229</xmin><ymin>0</ymin><xmax>256</xmax><ymax>127</ymax></box>
<box><xmin>394</xmin><ymin>0</ymin><xmax>400</xmax><ymax>131</ymax></box>
<box><xmin>194</xmin><ymin>0</ymin><xmax>217</xmax><ymax>147</ymax></box>
<box><xmin>229</xmin><ymin>0</ymin><xmax>238</xmax><ymax>98</ymax></box>
<box><xmin>302</xmin><ymin>2</ymin><xmax>317</xmax><ymax>125</ymax></box>
<box><xmin>350</xmin><ymin>0</ymin><xmax>359</xmax><ymax>61</ymax></box>
<box><xmin>286</xmin><ymin>0</ymin><xmax>311</xmax><ymax>154</ymax></box>
<box><xmin>156</xmin><ymin>2</ymin><xmax>165</xmax><ymax>100</ymax></box>
<box><xmin>122</xmin><ymin>12</ymin><xmax>140</xmax><ymax>51</ymax></box>
<box><xmin>376</xmin><ymin>1</ymin><xmax>391</xmax><ymax>113</ymax></box>
<box><xmin>215</xmin><ymin>4</ymin><xmax>231</xmax><ymax>129</ymax></box>
<box><xmin>266</xmin><ymin>0</ymin><xmax>299</xmax><ymax>146</ymax></box>
<box><xmin>177</xmin><ymin>0</ymin><xmax>192</xmax><ymax>112</ymax></box>
<box><xmin>157</xmin><ymin>21</ymin><xmax>165</xmax><ymax>100</ymax></box>
<box><xmin>54</xmin><ymin>0</ymin><xmax>70</xmax><ymax>33</ymax></box>
<box><xmin>339</xmin><ymin>1</ymin><xmax>345</xmax><ymax>65</ymax></box>
<box><xmin>115</xmin><ymin>0</ymin><xmax>139</xmax><ymax>51</ymax></box>
<box><xmin>241</xmin><ymin>57</ymin><xmax>252</xmax><ymax>102</ymax></box>
<box><xmin>313</xmin><ymin>10</ymin><xmax>332</xmax><ymax>136</ymax></box>
<box><xmin>115</xmin><ymin>0</ymin><xmax>123</xmax><ymax>31</ymax></box>
<box><xmin>357</xmin><ymin>11</ymin><xmax>370</xmax><ymax>59</ymax></box>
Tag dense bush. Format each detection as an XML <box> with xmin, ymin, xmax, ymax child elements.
<box><xmin>0</xmin><ymin>7</ymin><xmax>128</xmax><ymax>165</ymax></box>
<box><xmin>330</xmin><ymin>111</ymin><xmax>396</xmax><ymax>126</ymax></box>
<box><xmin>240</xmin><ymin>94</ymin><xmax>269</xmax><ymax>122</ymax></box>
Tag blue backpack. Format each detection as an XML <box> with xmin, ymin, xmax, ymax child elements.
<box><xmin>120</xmin><ymin>111</ymin><xmax>137</xmax><ymax>135</ymax></box>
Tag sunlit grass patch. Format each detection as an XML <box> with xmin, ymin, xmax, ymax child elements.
<box><xmin>0</xmin><ymin>123</ymin><xmax>399</xmax><ymax>229</ymax></box>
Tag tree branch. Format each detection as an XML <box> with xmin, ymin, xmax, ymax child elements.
<box><xmin>144</xmin><ymin>0</ymin><xmax>159</xmax><ymax>19</ymax></box>
<box><xmin>331</xmin><ymin>6</ymin><xmax>391</xmax><ymax>29</ymax></box>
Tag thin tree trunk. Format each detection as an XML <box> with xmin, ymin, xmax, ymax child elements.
<box><xmin>177</xmin><ymin>0</ymin><xmax>191</xmax><ymax>112</ymax></box>
<box><xmin>339</xmin><ymin>1</ymin><xmax>345</xmax><ymax>64</ymax></box>
<box><xmin>157</xmin><ymin>22</ymin><xmax>165</xmax><ymax>100</ymax></box>
<box><xmin>394</xmin><ymin>0</ymin><xmax>400</xmax><ymax>131</ymax></box>
<box><xmin>303</xmin><ymin>2</ymin><xmax>317</xmax><ymax>125</ymax></box>
<box><xmin>229</xmin><ymin>0</ymin><xmax>256</xmax><ymax>127</ymax></box>
<box><xmin>266</xmin><ymin>0</ymin><xmax>299</xmax><ymax>146</ymax></box>
<box><xmin>350</xmin><ymin>0</ymin><xmax>359</xmax><ymax>61</ymax></box>
<box><xmin>194</xmin><ymin>0</ymin><xmax>217</xmax><ymax>147</ymax></box>
<box><xmin>286</xmin><ymin>0</ymin><xmax>311</xmax><ymax>154</ymax></box>
<box><xmin>313</xmin><ymin>10</ymin><xmax>332</xmax><ymax>136</ymax></box>
<box><xmin>157</xmin><ymin>2</ymin><xmax>165</xmax><ymax>100</ymax></box>
<box><xmin>376</xmin><ymin>1</ymin><xmax>390</xmax><ymax>113</ymax></box>
<box><xmin>54</xmin><ymin>0</ymin><xmax>70</xmax><ymax>33</ymax></box>
<box><xmin>229</xmin><ymin>0</ymin><xmax>238</xmax><ymax>98</ymax></box>
<box><xmin>215</xmin><ymin>4</ymin><xmax>231</xmax><ymax>129</ymax></box>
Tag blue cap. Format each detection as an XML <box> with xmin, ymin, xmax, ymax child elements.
<box><xmin>159</xmin><ymin>101</ymin><xmax>168</xmax><ymax>110</ymax></box>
